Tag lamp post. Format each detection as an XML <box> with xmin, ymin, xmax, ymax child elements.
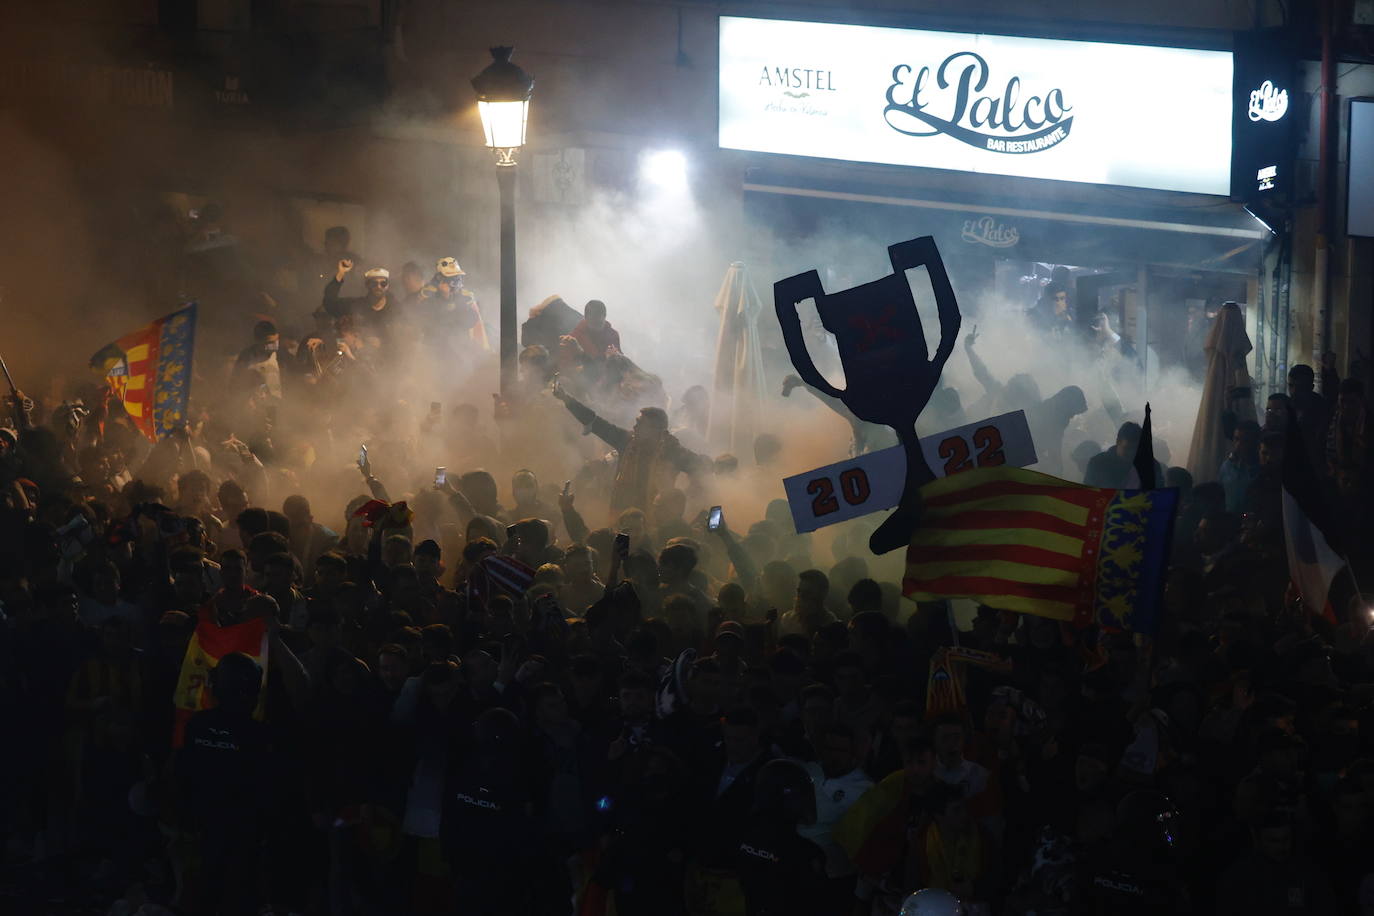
<box><xmin>471</xmin><ymin>46</ymin><xmax>534</xmax><ymax>401</ymax></box>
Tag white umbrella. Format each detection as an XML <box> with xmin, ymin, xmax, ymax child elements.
<box><xmin>707</xmin><ymin>261</ymin><xmax>769</xmax><ymax>454</ymax></box>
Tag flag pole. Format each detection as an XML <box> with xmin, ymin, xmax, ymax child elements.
<box><xmin>1341</xmin><ymin>557</ymin><xmax>1365</xmax><ymax>617</ymax></box>
<box><xmin>0</xmin><ymin>354</ymin><xmax>22</xmax><ymax>430</ymax></box>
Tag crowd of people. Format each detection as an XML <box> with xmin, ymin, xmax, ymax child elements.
<box><xmin>1</xmin><ymin>229</ymin><xmax>1373</xmax><ymax>916</ymax></box>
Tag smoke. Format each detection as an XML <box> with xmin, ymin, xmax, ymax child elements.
<box><xmin>2</xmin><ymin>107</ymin><xmax>1208</xmax><ymax>590</ymax></box>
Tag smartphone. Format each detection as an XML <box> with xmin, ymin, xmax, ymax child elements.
<box><xmin>430</xmin><ymin>401</ymin><xmax>442</xmax><ymax>415</ymax></box>
<box><xmin>435</xmin><ymin>466</ymin><xmax>447</xmax><ymax>488</ymax></box>
<box><xmin>707</xmin><ymin>506</ymin><xmax>724</xmax><ymax>531</ymax></box>
<box><xmin>358</xmin><ymin>443</ymin><xmax>368</xmax><ymax>468</ymax></box>
<box><xmin>562</xmin><ymin>480</ymin><xmax>572</xmax><ymax>497</ymax></box>
<box><xmin>614</xmin><ymin>531</ymin><xmax>630</xmax><ymax>553</ymax></box>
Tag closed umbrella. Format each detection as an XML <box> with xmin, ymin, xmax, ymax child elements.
<box><xmin>1186</xmin><ymin>301</ymin><xmax>1258</xmax><ymax>483</ymax></box>
<box><xmin>707</xmin><ymin>262</ymin><xmax>769</xmax><ymax>454</ymax></box>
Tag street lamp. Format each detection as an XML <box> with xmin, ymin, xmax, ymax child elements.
<box><xmin>472</xmin><ymin>46</ymin><xmax>534</xmax><ymax>401</ymax></box>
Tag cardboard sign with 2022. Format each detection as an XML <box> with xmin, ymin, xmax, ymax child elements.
<box><xmin>782</xmin><ymin>409</ymin><xmax>1036</xmax><ymax>533</ymax></box>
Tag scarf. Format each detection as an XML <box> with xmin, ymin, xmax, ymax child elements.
<box><xmin>611</xmin><ymin>429</ymin><xmax>679</xmax><ymax>511</ymax></box>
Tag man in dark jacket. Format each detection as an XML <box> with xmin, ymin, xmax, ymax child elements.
<box><xmin>177</xmin><ymin>652</ymin><xmax>273</xmax><ymax>916</ymax></box>
<box><xmin>1084</xmin><ymin>422</ymin><xmax>1164</xmax><ymax>488</ymax></box>
<box><xmin>695</xmin><ymin>706</ymin><xmax>774</xmax><ymax>868</ymax></box>
<box><xmin>322</xmin><ymin>260</ymin><xmax>403</xmax><ymax>350</ymax></box>
<box><xmin>551</xmin><ymin>385</ymin><xmax>710</xmax><ymax>511</ymax></box>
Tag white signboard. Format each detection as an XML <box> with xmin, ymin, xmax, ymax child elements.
<box><xmin>719</xmin><ymin>16</ymin><xmax>1234</xmax><ymax>195</ymax></box>
<box><xmin>1348</xmin><ymin>100</ymin><xmax>1374</xmax><ymax>238</ymax></box>
<box><xmin>783</xmin><ymin>410</ymin><xmax>1037</xmax><ymax>533</ymax></box>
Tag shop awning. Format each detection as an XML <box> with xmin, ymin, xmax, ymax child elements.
<box><xmin>742</xmin><ymin>168</ymin><xmax>1267</xmax><ymax>275</ymax></box>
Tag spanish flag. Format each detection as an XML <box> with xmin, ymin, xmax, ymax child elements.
<box><xmin>903</xmin><ymin>467</ymin><xmax>1177</xmax><ymax>634</ymax></box>
<box><xmin>171</xmin><ymin>607</ymin><xmax>269</xmax><ymax>747</ymax></box>
<box><xmin>90</xmin><ymin>303</ymin><xmax>197</xmax><ymax>442</ymax></box>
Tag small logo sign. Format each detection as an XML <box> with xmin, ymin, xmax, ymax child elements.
<box><xmin>1256</xmin><ymin>164</ymin><xmax>1278</xmax><ymax>191</ymax></box>
<box><xmin>1248</xmin><ymin>80</ymin><xmax>1288</xmax><ymax>122</ymax></box>
<box><xmin>215</xmin><ymin>75</ymin><xmax>250</xmax><ymax>105</ymax></box>
<box><xmin>961</xmin><ymin>216</ymin><xmax>1020</xmax><ymax>248</ymax></box>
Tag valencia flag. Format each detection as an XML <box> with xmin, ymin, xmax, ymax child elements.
<box><xmin>90</xmin><ymin>303</ymin><xmax>197</xmax><ymax>442</ymax></box>
<box><xmin>903</xmin><ymin>467</ymin><xmax>1177</xmax><ymax>634</ymax></box>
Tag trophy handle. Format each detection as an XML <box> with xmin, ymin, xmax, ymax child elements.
<box><xmin>888</xmin><ymin>236</ymin><xmax>962</xmax><ymax>373</ymax></box>
<box><xmin>774</xmin><ymin>270</ymin><xmax>844</xmax><ymax>399</ymax></box>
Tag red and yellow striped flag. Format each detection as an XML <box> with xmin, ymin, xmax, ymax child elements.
<box><xmin>904</xmin><ymin>466</ymin><xmax>1178</xmax><ymax>632</ymax></box>
<box><xmin>89</xmin><ymin>304</ymin><xmax>197</xmax><ymax>442</ymax></box>
<box><xmin>171</xmin><ymin>608</ymin><xmax>269</xmax><ymax>747</ymax></box>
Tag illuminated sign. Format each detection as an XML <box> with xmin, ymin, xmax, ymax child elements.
<box><xmin>1248</xmin><ymin>80</ymin><xmax>1289</xmax><ymax>122</ymax></box>
<box><xmin>719</xmin><ymin>17</ymin><xmax>1234</xmax><ymax>195</ymax></box>
<box><xmin>1232</xmin><ymin>31</ymin><xmax>1297</xmax><ymax>203</ymax></box>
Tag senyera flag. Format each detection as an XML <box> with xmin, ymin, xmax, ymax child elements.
<box><xmin>171</xmin><ymin>609</ymin><xmax>269</xmax><ymax>747</ymax></box>
<box><xmin>903</xmin><ymin>466</ymin><xmax>1178</xmax><ymax>634</ymax></box>
<box><xmin>925</xmin><ymin>646</ymin><xmax>1013</xmax><ymax>720</ymax></box>
<box><xmin>89</xmin><ymin>303</ymin><xmax>197</xmax><ymax>442</ymax></box>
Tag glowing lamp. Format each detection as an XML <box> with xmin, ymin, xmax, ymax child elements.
<box><xmin>471</xmin><ymin>47</ymin><xmax>534</xmax><ymax>164</ymax></box>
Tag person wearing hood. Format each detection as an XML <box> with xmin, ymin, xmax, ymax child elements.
<box><xmin>417</xmin><ymin>256</ymin><xmax>488</xmax><ymax>354</ymax></box>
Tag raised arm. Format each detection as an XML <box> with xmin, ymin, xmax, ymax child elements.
<box><xmin>322</xmin><ymin>258</ymin><xmax>353</xmax><ymax>317</ymax></box>
<box><xmin>712</xmin><ymin>521</ymin><xmax>758</xmax><ymax>595</ymax></box>
<box><xmin>551</xmin><ymin>385</ymin><xmax>630</xmax><ymax>452</ymax></box>
<box><xmin>963</xmin><ymin>325</ymin><xmax>1001</xmax><ymax>398</ymax></box>
<box><xmin>558</xmin><ymin>486</ymin><xmax>590</xmax><ymax>545</ymax></box>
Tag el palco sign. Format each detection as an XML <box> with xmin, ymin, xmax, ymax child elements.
<box><xmin>719</xmin><ymin>17</ymin><xmax>1234</xmax><ymax>195</ymax></box>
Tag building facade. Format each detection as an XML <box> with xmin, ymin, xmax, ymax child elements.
<box><xmin>2</xmin><ymin>0</ymin><xmax>1370</xmax><ymax>395</ymax></box>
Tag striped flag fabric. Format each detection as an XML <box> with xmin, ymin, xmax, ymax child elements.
<box><xmin>465</xmin><ymin>553</ymin><xmax>538</xmax><ymax>608</ymax></box>
<box><xmin>171</xmin><ymin>608</ymin><xmax>269</xmax><ymax>747</ymax></box>
<box><xmin>90</xmin><ymin>303</ymin><xmax>197</xmax><ymax>442</ymax></box>
<box><xmin>903</xmin><ymin>467</ymin><xmax>1178</xmax><ymax>633</ymax></box>
<box><xmin>925</xmin><ymin>646</ymin><xmax>1014</xmax><ymax>720</ymax></box>
<box><xmin>1281</xmin><ymin>403</ymin><xmax>1344</xmax><ymax>619</ymax></box>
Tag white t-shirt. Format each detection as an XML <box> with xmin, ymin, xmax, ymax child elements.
<box><xmin>799</xmin><ymin>763</ymin><xmax>874</xmax><ymax>877</ymax></box>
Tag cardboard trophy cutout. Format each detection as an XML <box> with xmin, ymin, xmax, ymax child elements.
<box><xmin>775</xmin><ymin>237</ymin><xmax>961</xmax><ymax>555</ymax></box>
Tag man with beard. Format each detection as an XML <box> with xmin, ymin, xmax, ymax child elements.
<box><xmin>551</xmin><ymin>384</ymin><xmax>710</xmax><ymax>512</ymax></box>
<box><xmin>323</xmin><ymin>260</ymin><xmax>403</xmax><ymax>354</ymax></box>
